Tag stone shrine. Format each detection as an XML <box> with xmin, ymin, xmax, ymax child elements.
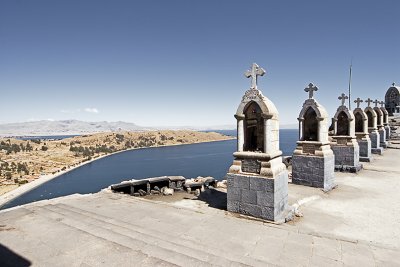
<box><xmin>292</xmin><ymin>83</ymin><xmax>335</xmax><ymax>190</ymax></box>
<box><xmin>380</xmin><ymin>101</ymin><xmax>391</xmax><ymax>141</ymax></box>
<box><xmin>364</xmin><ymin>98</ymin><xmax>383</xmax><ymax>155</ymax></box>
<box><xmin>353</xmin><ymin>98</ymin><xmax>372</xmax><ymax>162</ymax></box>
<box><xmin>226</xmin><ymin>63</ymin><xmax>289</xmax><ymax>222</ymax></box>
<box><xmin>373</xmin><ymin>100</ymin><xmax>388</xmax><ymax>148</ymax></box>
<box><xmin>385</xmin><ymin>83</ymin><xmax>400</xmax><ymax>116</ymax></box>
<box><xmin>330</xmin><ymin>93</ymin><xmax>362</xmax><ymax>172</ymax></box>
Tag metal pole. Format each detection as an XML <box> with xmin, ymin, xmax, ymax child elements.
<box><xmin>348</xmin><ymin>60</ymin><xmax>352</xmax><ymax>109</ymax></box>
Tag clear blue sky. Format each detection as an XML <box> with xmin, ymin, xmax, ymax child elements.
<box><xmin>1</xmin><ymin>0</ymin><xmax>399</xmax><ymax>126</ymax></box>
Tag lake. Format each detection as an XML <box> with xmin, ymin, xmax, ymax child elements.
<box><xmin>1</xmin><ymin>129</ymin><xmax>298</xmax><ymax>209</ymax></box>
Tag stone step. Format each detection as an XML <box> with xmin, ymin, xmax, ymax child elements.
<box><xmin>52</xmin><ymin>203</ymin><xmax>270</xmax><ymax>266</ymax></box>
<box><xmin>38</xmin><ymin>205</ymin><xmax>211</xmax><ymax>267</ymax></box>
<box><xmin>38</xmin><ymin>204</ymin><xmax>251</xmax><ymax>267</ymax></box>
<box><xmin>54</xmin><ymin>203</ymin><xmax>269</xmax><ymax>266</ymax></box>
<box><xmin>60</xmin><ymin>203</ymin><xmax>273</xmax><ymax>266</ymax></box>
<box><xmin>56</xmin><ymin>202</ymin><xmax>271</xmax><ymax>266</ymax></box>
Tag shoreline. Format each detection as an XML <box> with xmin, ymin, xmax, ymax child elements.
<box><xmin>0</xmin><ymin>137</ymin><xmax>235</xmax><ymax>209</ymax></box>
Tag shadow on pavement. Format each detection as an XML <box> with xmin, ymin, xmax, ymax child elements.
<box><xmin>0</xmin><ymin>243</ymin><xmax>31</xmax><ymax>267</ymax></box>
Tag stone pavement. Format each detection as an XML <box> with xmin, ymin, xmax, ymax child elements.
<box><xmin>1</xmin><ymin>149</ymin><xmax>400</xmax><ymax>266</ymax></box>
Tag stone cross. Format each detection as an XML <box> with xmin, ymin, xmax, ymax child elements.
<box><xmin>338</xmin><ymin>93</ymin><xmax>348</xmax><ymax>106</ymax></box>
<box><xmin>244</xmin><ymin>63</ymin><xmax>266</xmax><ymax>89</ymax></box>
<box><xmin>373</xmin><ymin>99</ymin><xmax>379</xmax><ymax>107</ymax></box>
<box><xmin>304</xmin><ymin>83</ymin><xmax>318</xmax><ymax>99</ymax></box>
<box><xmin>365</xmin><ymin>98</ymin><xmax>373</xmax><ymax>107</ymax></box>
<box><xmin>354</xmin><ymin>97</ymin><xmax>363</xmax><ymax>108</ymax></box>
<box><xmin>380</xmin><ymin>101</ymin><xmax>385</xmax><ymax>108</ymax></box>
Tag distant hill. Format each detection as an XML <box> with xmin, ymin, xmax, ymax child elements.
<box><xmin>0</xmin><ymin>120</ymin><xmax>148</xmax><ymax>137</ymax></box>
<box><xmin>0</xmin><ymin>120</ymin><xmax>296</xmax><ymax>137</ymax></box>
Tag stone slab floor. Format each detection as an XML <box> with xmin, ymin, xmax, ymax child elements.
<box><xmin>1</xmin><ymin>148</ymin><xmax>400</xmax><ymax>266</ymax></box>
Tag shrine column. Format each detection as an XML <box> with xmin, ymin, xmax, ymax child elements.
<box><xmin>262</xmin><ymin>114</ymin><xmax>273</xmax><ymax>154</ymax></box>
<box><xmin>235</xmin><ymin>115</ymin><xmax>244</xmax><ymax>152</ymax></box>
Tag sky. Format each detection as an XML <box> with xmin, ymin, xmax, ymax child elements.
<box><xmin>0</xmin><ymin>0</ymin><xmax>399</xmax><ymax>127</ymax></box>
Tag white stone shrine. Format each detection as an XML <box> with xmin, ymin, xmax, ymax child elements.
<box><xmin>379</xmin><ymin>101</ymin><xmax>391</xmax><ymax>141</ymax></box>
<box><xmin>373</xmin><ymin>99</ymin><xmax>388</xmax><ymax>148</ymax></box>
<box><xmin>226</xmin><ymin>63</ymin><xmax>289</xmax><ymax>222</ymax></box>
<box><xmin>364</xmin><ymin>98</ymin><xmax>384</xmax><ymax>155</ymax></box>
<box><xmin>292</xmin><ymin>83</ymin><xmax>335</xmax><ymax>190</ymax></box>
<box><xmin>353</xmin><ymin>98</ymin><xmax>372</xmax><ymax>162</ymax></box>
<box><xmin>330</xmin><ymin>93</ymin><xmax>362</xmax><ymax>172</ymax></box>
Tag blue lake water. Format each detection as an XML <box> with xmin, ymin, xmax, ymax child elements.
<box><xmin>1</xmin><ymin>129</ymin><xmax>298</xmax><ymax>209</ymax></box>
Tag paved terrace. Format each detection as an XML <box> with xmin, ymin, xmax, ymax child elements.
<box><xmin>1</xmin><ymin>146</ymin><xmax>400</xmax><ymax>266</ymax></box>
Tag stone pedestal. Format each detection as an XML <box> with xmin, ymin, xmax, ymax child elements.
<box><xmin>379</xmin><ymin>128</ymin><xmax>388</xmax><ymax>148</ymax></box>
<box><xmin>384</xmin><ymin>125</ymin><xmax>391</xmax><ymax>141</ymax></box>
<box><xmin>356</xmin><ymin>134</ymin><xmax>372</xmax><ymax>162</ymax></box>
<box><xmin>292</xmin><ymin>142</ymin><xmax>335</xmax><ymax>191</ymax></box>
<box><xmin>369</xmin><ymin>131</ymin><xmax>383</xmax><ymax>155</ymax></box>
<box><xmin>331</xmin><ymin>136</ymin><xmax>362</xmax><ymax>172</ymax></box>
<box><xmin>227</xmin><ymin>169</ymin><xmax>288</xmax><ymax>222</ymax></box>
<box><xmin>228</xmin><ymin>153</ymin><xmax>290</xmax><ymax>222</ymax></box>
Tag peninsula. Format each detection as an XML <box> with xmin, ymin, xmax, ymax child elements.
<box><xmin>0</xmin><ymin>130</ymin><xmax>234</xmax><ymax>195</ymax></box>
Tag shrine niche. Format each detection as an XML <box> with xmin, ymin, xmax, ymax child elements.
<box><xmin>243</xmin><ymin>101</ymin><xmax>264</xmax><ymax>152</ymax></box>
<box><xmin>292</xmin><ymin>83</ymin><xmax>335</xmax><ymax>190</ymax></box>
<box><xmin>353</xmin><ymin>97</ymin><xmax>372</xmax><ymax>162</ymax></box>
<box><xmin>227</xmin><ymin>63</ymin><xmax>289</xmax><ymax>222</ymax></box>
<box><xmin>384</xmin><ymin>83</ymin><xmax>400</xmax><ymax>116</ymax></box>
<box><xmin>366</xmin><ymin>110</ymin><xmax>374</xmax><ymax>127</ymax></box>
<box><xmin>364</xmin><ymin>98</ymin><xmax>383</xmax><ymax>155</ymax></box>
<box><xmin>373</xmin><ymin>99</ymin><xmax>387</xmax><ymax>148</ymax></box>
<box><xmin>302</xmin><ymin>107</ymin><xmax>318</xmax><ymax>141</ymax></box>
<box><xmin>354</xmin><ymin>112</ymin><xmax>363</xmax><ymax>132</ymax></box>
<box><xmin>330</xmin><ymin>93</ymin><xmax>361</xmax><ymax>172</ymax></box>
<box><xmin>336</xmin><ymin>111</ymin><xmax>349</xmax><ymax>136</ymax></box>
<box><xmin>379</xmin><ymin>101</ymin><xmax>391</xmax><ymax>141</ymax></box>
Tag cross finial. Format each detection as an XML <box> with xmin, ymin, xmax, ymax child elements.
<box><xmin>354</xmin><ymin>97</ymin><xmax>363</xmax><ymax>108</ymax></box>
<box><xmin>392</xmin><ymin>82</ymin><xmax>396</xmax><ymax>87</ymax></box>
<box><xmin>379</xmin><ymin>101</ymin><xmax>385</xmax><ymax>108</ymax></box>
<box><xmin>244</xmin><ymin>63</ymin><xmax>266</xmax><ymax>89</ymax></box>
<box><xmin>304</xmin><ymin>83</ymin><xmax>318</xmax><ymax>99</ymax></box>
<box><xmin>373</xmin><ymin>99</ymin><xmax>379</xmax><ymax>107</ymax></box>
<box><xmin>338</xmin><ymin>93</ymin><xmax>349</xmax><ymax>106</ymax></box>
<box><xmin>365</xmin><ymin>98</ymin><xmax>373</xmax><ymax>107</ymax></box>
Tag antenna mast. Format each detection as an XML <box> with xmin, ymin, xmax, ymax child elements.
<box><xmin>348</xmin><ymin>59</ymin><xmax>352</xmax><ymax>109</ymax></box>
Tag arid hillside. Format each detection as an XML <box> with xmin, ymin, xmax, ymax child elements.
<box><xmin>0</xmin><ymin>131</ymin><xmax>233</xmax><ymax>193</ymax></box>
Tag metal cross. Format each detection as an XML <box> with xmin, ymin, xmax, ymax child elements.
<box><xmin>379</xmin><ymin>101</ymin><xmax>385</xmax><ymax>108</ymax></box>
<box><xmin>354</xmin><ymin>97</ymin><xmax>363</xmax><ymax>108</ymax></box>
<box><xmin>304</xmin><ymin>83</ymin><xmax>318</xmax><ymax>99</ymax></box>
<box><xmin>392</xmin><ymin>82</ymin><xmax>396</xmax><ymax>87</ymax></box>
<box><xmin>365</xmin><ymin>98</ymin><xmax>373</xmax><ymax>107</ymax></box>
<box><xmin>338</xmin><ymin>93</ymin><xmax>348</xmax><ymax>106</ymax></box>
<box><xmin>244</xmin><ymin>63</ymin><xmax>266</xmax><ymax>89</ymax></box>
<box><xmin>373</xmin><ymin>99</ymin><xmax>379</xmax><ymax>107</ymax></box>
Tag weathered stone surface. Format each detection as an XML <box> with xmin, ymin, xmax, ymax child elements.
<box><xmin>331</xmin><ymin>139</ymin><xmax>362</xmax><ymax>172</ymax></box>
<box><xmin>369</xmin><ymin>131</ymin><xmax>384</xmax><ymax>155</ymax></box>
<box><xmin>379</xmin><ymin>128</ymin><xmax>388</xmax><ymax>148</ymax></box>
<box><xmin>292</xmin><ymin>153</ymin><xmax>335</xmax><ymax>190</ymax></box>
<box><xmin>227</xmin><ymin>172</ymin><xmax>288</xmax><ymax>221</ymax></box>
<box><xmin>358</xmin><ymin>138</ymin><xmax>372</xmax><ymax>162</ymax></box>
